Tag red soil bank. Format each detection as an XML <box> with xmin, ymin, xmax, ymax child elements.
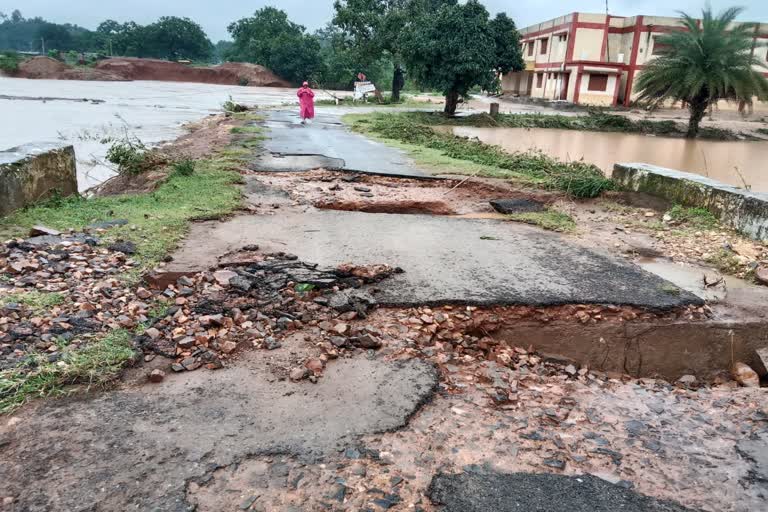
<box><xmin>9</xmin><ymin>56</ymin><xmax>290</xmax><ymax>87</ymax></box>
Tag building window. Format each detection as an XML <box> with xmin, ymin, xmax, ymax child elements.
<box><xmin>587</xmin><ymin>74</ymin><xmax>609</xmax><ymax>92</ymax></box>
<box><xmin>528</xmin><ymin>42</ymin><xmax>534</xmax><ymax>56</ymax></box>
<box><xmin>652</xmin><ymin>37</ymin><xmax>671</xmax><ymax>56</ymax></box>
<box><xmin>540</xmin><ymin>38</ymin><xmax>548</xmax><ymax>54</ymax></box>
<box><xmin>536</xmin><ymin>73</ymin><xmax>544</xmax><ymax>88</ymax></box>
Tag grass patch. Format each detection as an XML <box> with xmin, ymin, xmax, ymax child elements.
<box><xmin>0</xmin><ymin>152</ymin><xmax>245</xmax><ymax>278</ymax></box>
<box><xmin>1</xmin><ymin>291</ymin><xmax>65</xmax><ymax>313</ymax></box>
<box><xmin>346</xmin><ymin>112</ymin><xmax>612</xmax><ymax>198</ymax></box>
<box><xmin>507</xmin><ymin>209</ymin><xmax>577</xmax><ymax>233</ymax></box>
<box><xmin>171</xmin><ymin>159</ymin><xmax>195</xmax><ymax>177</ymax></box>
<box><xmin>756</xmin><ymin>127</ymin><xmax>768</xmax><ymax>136</ymax></box>
<box><xmin>666</xmin><ymin>205</ymin><xmax>719</xmax><ymax>230</ymax></box>
<box><xmin>391</xmin><ymin>109</ymin><xmax>745</xmax><ymax>141</ymax></box>
<box><xmin>0</xmin><ymin>329</ymin><xmax>135</xmax><ymax>414</ymax></box>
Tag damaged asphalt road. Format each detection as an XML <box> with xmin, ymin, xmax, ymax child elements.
<box><xmin>0</xmin><ymin>354</ymin><xmax>437</xmax><ymax>511</ymax></box>
<box><xmin>428</xmin><ymin>471</ymin><xmax>696</xmax><ymax>512</ymax></box>
<box><xmin>172</xmin><ymin>207</ymin><xmax>702</xmax><ymax>310</ymax></box>
<box><xmin>250</xmin><ymin>110</ymin><xmax>430</xmax><ymax>178</ymax></box>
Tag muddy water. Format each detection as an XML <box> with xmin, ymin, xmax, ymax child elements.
<box><xmin>447</xmin><ymin>126</ymin><xmax>768</xmax><ymax>192</ymax></box>
<box><xmin>0</xmin><ymin>77</ymin><xmax>342</xmax><ymax>191</ymax></box>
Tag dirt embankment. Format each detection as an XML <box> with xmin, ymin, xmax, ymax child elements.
<box><xmin>9</xmin><ymin>56</ymin><xmax>290</xmax><ymax>87</ymax></box>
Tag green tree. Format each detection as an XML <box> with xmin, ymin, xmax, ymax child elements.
<box><xmin>213</xmin><ymin>40</ymin><xmax>233</xmax><ymax>63</ymax></box>
<box><xmin>401</xmin><ymin>0</ymin><xmax>502</xmax><ymax>114</ymax></box>
<box><xmin>635</xmin><ymin>6</ymin><xmax>768</xmax><ymax>138</ymax></box>
<box><xmin>37</xmin><ymin>22</ymin><xmax>74</xmax><ymax>51</ymax></box>
<box><xmin>489</xmin><ymin>13</ymin><xmax>524</xmax><ymax>75</ymax></box>
<box><xmin>144</xmin><ymin>16</ymin><xmax>212</xmax><ymax>61</ymax></box>
<box><xmin>227</xmin><ymin>7</ymin><xmax>322</xmax><ymax>84</ymax></box>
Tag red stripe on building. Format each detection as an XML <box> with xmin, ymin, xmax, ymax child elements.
<box><xmin>573</xmin><ymin>65</ymin><xmax>584</xmax><ymax>104</ymax></box>
<box><xmin>565</xmin><ymin>13</ymin><xmax>578</xmax><ymax>62</ymax></box>
<box><xmin>623</xmin><ymin>15</ymin><xmax>644</xmax><ymax>106</ymax></box>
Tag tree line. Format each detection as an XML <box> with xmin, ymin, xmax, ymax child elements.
<box><xmin>0</xmin><ymin>10</ymin><xmax>215</xmax><ymax>62</ymax></box>
<box><xmin>1</xmin><ymin>1</ymin><xmax>524</xmax><ymax>113</ymax></box>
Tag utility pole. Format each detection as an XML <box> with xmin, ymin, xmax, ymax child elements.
<box><xmin>41</xmin><ymin>37</ymin><xmax>45</xmax><ymax>55</ymax></box>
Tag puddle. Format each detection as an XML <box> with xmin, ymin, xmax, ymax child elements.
<box><xmin>443</xmin><ymin>126</ymin><xmax>768</xmax><ymax>192</ymax></box>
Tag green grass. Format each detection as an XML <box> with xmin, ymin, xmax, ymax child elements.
<box><xmin>0</xmin><ymin>155</ymin><xmax>243</xmax><ymax>278</ymax></box>
<box><xmin>507</xmin><ymin>209</ymin><xmax>577</xmax><ymax>233</ymax></box>
<box><xmin>0</xmin><ymin>330</ymin><xmax>135</xmax><ymax>414</ymax></box>
<box><xmin>1</xmin><ymin>291</ymin><xmax>65</xmax><ymax>313</ymax></box>
<box><xmin>757</xmin><ymin>127</ymin><xmax>768</xmax><ymax>136</ymax></box>
<box><xmin>389</xmin><ymin>109</ymin><xmax>746</xmax><ymax>140</ymax></box>
<box><xmin>666</xmin><ymin>205</ymin><xmax>719</xmax><ymax>230</ymax></box>
<box><xmin>345</xmin><ymin>112</ymin><xmax>613</xmax><ymax>198</ymax></box>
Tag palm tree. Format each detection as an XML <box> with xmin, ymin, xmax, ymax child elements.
<box><xmin>635</xmin><ymin>6</ymin><xmax>768</xmax><ymax>138</ymax></box>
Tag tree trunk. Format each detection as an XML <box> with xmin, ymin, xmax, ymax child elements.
<box><xmin>391</xmin><ymin>65</ymin><xmax>405</xmax><ymax>103</ymax></box>
<box><xmin>686</xmin><ymin>100</ymin><xmax>708</xmax><ymax>139</ymax></box>
<box><xmin>444</xmin><ymin>90</ymin><xmax>459</xmax><ymax>115</ymax></box>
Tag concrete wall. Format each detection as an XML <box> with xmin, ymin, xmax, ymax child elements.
<box><xmin>613</xmin><ymin>163</ymin><xmax>768</xmax><ymax>241</ymax></box>
<box><xmin>0</xmin><ymin>143</ymin><xmax>78</xmax><ymax>216</ymax></box>
<box><xmin>573</xmin><ymin>28</ymin><xmax>604</xmax><ymax>61</ymax></box>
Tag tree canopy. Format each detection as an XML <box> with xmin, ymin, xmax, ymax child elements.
<box><xmin>1</xmin><ymin>11</ymin><xmax>213</xmax><ymax>62</ymax></box>
<box><xmin>401</xmin><ymin>0</ymin><xmax>522</xmax><ymax>113</ymax></box>
<box><xmin>226</xmin><ymin>7</ymin><xmax>322</xmax><ymax>84</ymax></box>
<box><xmin>635</xmin><ymin>6</ymin><xmax>768</xmax><ymax>137</ymax></box>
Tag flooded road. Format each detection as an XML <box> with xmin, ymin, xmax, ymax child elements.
<box><xmin>0</xmin><ymin>77</ymin><xmax>339</xmax><ymax>191</ymax></box>
<box><xmin>448</xmin><ymin>126</ymin><xmax>768</xmax><ymax>192</ymax></box>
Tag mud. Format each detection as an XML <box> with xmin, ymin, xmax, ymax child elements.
<box><xmin>9</xmin><ymin>56</ymin><xmax>290</xmax><ymax>88</ymax></box>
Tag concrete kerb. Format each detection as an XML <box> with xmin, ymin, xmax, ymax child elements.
<box><xmin>612</xmin><ymin>163</ymin><xmax>768</xmax><ymax>241</ymax></box>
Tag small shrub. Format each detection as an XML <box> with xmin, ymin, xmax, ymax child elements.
<box><xmin>507</xmin><ymin>209</ymin><xmax>577</xmax><ymax>232</ymax></box>
<box><xmin>105</xmin><ymin>137</ymin><xmax>153</xmax><ymax>175</ymax></box>
<box><xmin>0</xmin><ymin>51</ymin><xmax>21</xmax><ymax>73</ymax></box>
<box><xmin>237</xmin><ymin>76</ymin><xmax>250</xmax><ymax>87</ymax></box>
<box><xmin>171</xmin><ymin>159</ymin><xmax>195</xmax><ymax>177</ymax></box>
<box><xmin>666</xmin><ymin>205</ymin><xmax>718</xmax><ymax>230</ymax></box>
<box><xmin>223</xmin><ymin>96</ymin><xmax>249</xmax><ymax>113</ymax></box>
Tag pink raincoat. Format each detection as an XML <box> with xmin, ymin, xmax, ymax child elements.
<box><xmin>297</xmin><ymin>84</ymin><xmax>315</xmax><ymax>120</ymax></box>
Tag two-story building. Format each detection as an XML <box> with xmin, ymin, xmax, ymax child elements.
<box><xmin>502</xmin><ymin>12</ymin><xmax>768</xmax><ymax>108</ymax></box>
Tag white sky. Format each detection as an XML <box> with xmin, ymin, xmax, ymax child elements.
<box><xmin>1</xmin><ymin>0</ymin><xmax>766</xmax><ymax>42</ymax></box>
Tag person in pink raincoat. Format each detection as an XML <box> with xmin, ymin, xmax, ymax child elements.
<box><xmin>297</xmin><ymin>81</ymin><xmax>315</xmax><ymax>124</ymax></box>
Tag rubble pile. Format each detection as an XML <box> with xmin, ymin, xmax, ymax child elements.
<box><xmin>138</xmin><ymin>254</ymin><xmax>401</xmax><ymax>377</ymax></box>
<box><xmin>0</xmin><ymin>235</ymin><xmax>141</xmax><ymax>371</ymax></box>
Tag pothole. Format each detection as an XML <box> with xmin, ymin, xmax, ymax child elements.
<box><xmin>315</xmin><ymin>199</ymin><xmax>457</xmax><ymax>215</ymax></box>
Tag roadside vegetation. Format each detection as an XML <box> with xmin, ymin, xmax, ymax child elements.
<box><xmin>507</xmin><ymin>209</ymin><xmax>576</xmax><ymax>233</ymax></box>
<box><xmin>389</xmin><ymin>110</ymin><xmax>746</xmax><ymax>141</ymax></box>
<box><xmin>0</xmin><ymin>115</ymin><xmax>267</xmax><ymax>412</ymax></box>
<box><xmin>346</xmin><ymin>112</ymin><xmax>613</xmax><ymax>198</ymax></box>
<box><xmin>0</xmin><ymin>330</ymin><xmax>134</xmax><ymax>414</ymax></box>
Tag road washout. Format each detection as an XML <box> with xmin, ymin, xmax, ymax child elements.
<box><xmin>2</xmin><ymin>109</ymin><xmax>768</xmax><ymax>512</ymax></box>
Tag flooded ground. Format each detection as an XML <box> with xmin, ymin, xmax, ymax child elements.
<box><xmin>448</xmin><ymin>126</ymin><xmax>768</xmax><ymax>193</ymax></box>
<box><xmin>0</xmin><ymin>77</ymin><xmax>341</xmax><ymax>190</ymax></box>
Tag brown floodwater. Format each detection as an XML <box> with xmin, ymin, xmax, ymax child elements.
<box><xmin>446</xmin><ymin>126</ymin><xmax>768</xmax><ymax>192</ymax></box>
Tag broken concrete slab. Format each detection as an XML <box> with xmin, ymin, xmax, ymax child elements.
<box><xmin>251</xmin><ymin>110</ymin><xmax>430</xmax><ymax>178</ymax></box>
<box><xmin>613</xmin><ymin>163</ymin><xmax>768</xmax><ymax>241</ymax></box>
<box><xmin>0</xmin><ymin>356</ymin><xmax>437</xmax><ymax>510</ymax></box>
<box><xmin>490</xmin><ymin>198</ymin><xmax>545</xmax><ymax>214</ymax></box>
<box><xmin>170</xmin><ymin>210</ymin><xmax>701</xmax><ymax>310</ymax></box>
<box><xmin>428</xmin><ymin>471</ymin><xmax>695</xmax><ymax>512</ymax></box>
<box><xmin>0</xmin><ymin>142</ymin><xmax>78</xmax><ymax>216</ymax></box>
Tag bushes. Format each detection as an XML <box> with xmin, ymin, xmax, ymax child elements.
<box><xmin>105</xmin><ymin>138</ymin><xmax>151</xmax><ymax>175</ymax></box>
<box><xmin>358</xmin><ymin>113</ymin><xmax>613</xmax><ymax>198</ymax></box>
<box><xmin>0</xmin><ymin>51</ymin><xmax>21</xmax><ymax>73</ymax></box>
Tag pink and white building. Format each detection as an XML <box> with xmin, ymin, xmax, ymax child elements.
<box><xmin>502</xmin><ymin>12</ymin><xmax>768</xmax><ymax>107</ymax></box>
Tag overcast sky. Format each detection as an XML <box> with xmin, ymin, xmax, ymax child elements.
<box><xmin>2</xmin><ymin>0</ymin><xmax>766</xmax><ymax>41</ymax></box>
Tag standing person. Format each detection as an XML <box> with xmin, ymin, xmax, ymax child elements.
<box><xmin>297</xmin><ymin>81</ymin><xmax>315</xmax><ymax>125</ymax></box>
